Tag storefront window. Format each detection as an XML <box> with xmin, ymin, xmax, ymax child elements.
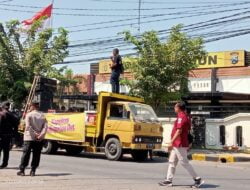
<box><xmin>219</xmin><ymin>125</ymin><xmax>225</xmax><ymax>146</ymax></box>
<box><xmin>236</xmin><ymin>126</ymin><xmax>243</xmax><ymax>147</ymax></box>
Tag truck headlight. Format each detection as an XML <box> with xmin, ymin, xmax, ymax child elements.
<box><xmin>138</xmin><ymin>138</ymin><xmax>142</xmax><ymax>142</ymax></box>
<box><xmin>134</xmin><ymin>124</ymin><xmax>141</xmax><ymax>131</ymax></box>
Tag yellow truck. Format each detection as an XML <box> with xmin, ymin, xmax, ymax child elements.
<box><xmin>26</xmin><ymin>92</ymin><xmax>163</xmax><ymax>161</ymax></box>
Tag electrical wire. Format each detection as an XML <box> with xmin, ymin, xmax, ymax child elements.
<box><xmin>0</xmin><ymin>1</ymin><xmax>247</xmax><ymax>11</ymax></box>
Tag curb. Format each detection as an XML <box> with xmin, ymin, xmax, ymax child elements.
<box><xmin>189</xmin><ymin>153</ymin><xmax>250</xmax><ymax>163</ymax></box>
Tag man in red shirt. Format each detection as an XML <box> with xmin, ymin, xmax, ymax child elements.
<box><xmin>159</xmin><ymin>102</ymin><xmax>204</xmax><ymax>188</ymax></box>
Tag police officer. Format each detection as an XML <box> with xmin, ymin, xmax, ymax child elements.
<box><xmin>110</xmin><ymin>48</ymin><xmax>122</xmax><ymax>93</ymax></box>
<box><xmin>0</xmin><ymin>101</ymin><xmax>19</xmax><ymax>169</ymax></box>
<box><xmin>17</xmin><ymin>101</ymin><xmax>48</xmax><ymax>176</ymax></box>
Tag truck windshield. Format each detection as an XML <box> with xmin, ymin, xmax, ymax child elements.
<box><xmin>128</xmin><ymin>103</ymin><xmax>159</xmax><ymax>123</ymax></box>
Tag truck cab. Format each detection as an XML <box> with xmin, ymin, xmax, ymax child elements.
<box><xmin>97</xmin><ymin>93</ymin><xmax>163</xmax><ymax>161</ymax></box>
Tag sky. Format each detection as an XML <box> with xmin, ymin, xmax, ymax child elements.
<box><xmin>1</xmin><ymin>0</ymin><xmax>250</xmax><ymax>74</ymax></box>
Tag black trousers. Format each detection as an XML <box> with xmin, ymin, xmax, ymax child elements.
<box><xmin>110</xmin><ymin>72</ymin><xmax>120</xmax><ymax>93</ymax></box>
<box><xmin>0</xmin><ymin>137</ymin><xmax>11</xmax><ymax>166</ymax></box>
<box><xmin>19</xmin><ymin>141</ymin><xmax>43</xmax><ymax>171</ymax></box>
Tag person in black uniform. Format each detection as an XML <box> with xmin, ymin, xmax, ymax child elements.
<box><xmin>0</xmin><ymin>102</ymin><xmax>19</xmax><ymax>169</ymax></box>
<box><xmin>110</xmin><ymin>48</ymin><xmax>122</xmax><ymax>93</ymax></box>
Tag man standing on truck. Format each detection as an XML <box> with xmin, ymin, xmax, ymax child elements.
<box><xmin>110</xmin><ymin>48</ymin><xmax>123</xmax><ymax>93</ymax></box>
<box><xmin>0</xmin><ymin>102</ymin><xmax>19</xmax><ymax>169</ymax></box>
<box><xmin>17</xmin><ymin>101</ymin><xmax>48</xmax><ymax>176</ymax></box>
<box><xmin>159</xmin><ymin>102</ymin><xmax>204</xmax><ymax>188</ymax></box>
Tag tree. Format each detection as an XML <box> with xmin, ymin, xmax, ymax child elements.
<box><xmin>0</xmin><ymin>19</ymin><xmax>69</xmax><ymax>107</ymax></box>
<box><xmin>123</xmin><ymin>25</ymin><xmax>206</xmax><ymax>109</ymax></box>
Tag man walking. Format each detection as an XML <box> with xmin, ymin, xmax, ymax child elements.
<box><xmin>110</xmin><ymin>48</ymin><xmax>122</xmax><ymax>93</ymax></box>
<box><xmin>159</xmin><ymin>102</ymin><xmax>204</xmax><ymax>188</ymax></box>
<box><xmin>0</xmin><ymin>102</ymin><xmax>19</xmax><ymax>169</ymax></box>
<box><xmin>17</xmin><ymin>101</ymin><xmax>48</xmax><ymax>176</ymax></box>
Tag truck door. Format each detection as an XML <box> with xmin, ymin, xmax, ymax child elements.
<box><xmin>104</xmin><ymin>103</ymin><xmax>133</xmax><ymax>141</ymax></box>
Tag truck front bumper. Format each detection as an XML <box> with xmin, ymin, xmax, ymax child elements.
<box><xmin>129</xmin><ymin>143</ymin><xmax>162</xmax><ymax>150</ymax></box>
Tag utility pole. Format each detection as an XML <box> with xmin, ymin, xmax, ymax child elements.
<box><xmin>138</xmin><ymin>0</ymin><xmax>142</xmax><ymax>33</ymax></box>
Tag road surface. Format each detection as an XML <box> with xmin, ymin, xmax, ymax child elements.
<box><xmin>0</xmin><ymin>150</ymin><xmax>250</xmax><ymax>190</ymax></box>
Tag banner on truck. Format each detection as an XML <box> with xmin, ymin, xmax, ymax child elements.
<box><xmin>45</xmin><ymin>113</ymin><xmax>85</xmax><ymax>142</ymax></box>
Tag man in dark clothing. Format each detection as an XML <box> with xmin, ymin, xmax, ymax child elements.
<box><xmin>110</xmin><ymin>48</ymin><xmax>122</xmax><ymax>93</ymax></box>
<box><xmin>0</xmin><ymin>102</ymin><xmax>19</xmax><ymax>169</ymax></box>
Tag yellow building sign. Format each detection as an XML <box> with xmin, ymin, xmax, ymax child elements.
<box><xmin>99</xmin><ymin>50</ymin><xmax>246</xmax><ymax>73</ymax></box>
<box><xmin>197</xmin><ymin>50</ymin><xmax>245</xmax><ymax>69</ymax></box>
<box><xmin>99</xmin><ymin>60</ymin><xmax>112</xmax><ymax>74</ymax></box>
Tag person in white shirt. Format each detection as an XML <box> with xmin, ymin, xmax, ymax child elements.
<box><xmin>17</xmin><ymin>101</ymin><xmax>48</xmax><ymax>176</ymax></box>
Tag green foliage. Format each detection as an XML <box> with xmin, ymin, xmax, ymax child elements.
<box><xmin>0</xmin><ymin>19</ymin><xmax>69</xmax><ymax>107</ymax></box>
<box><xmin>123</xmin><ymin>25</ymin><xmax>206</xmax><ymax>109</ymax></box>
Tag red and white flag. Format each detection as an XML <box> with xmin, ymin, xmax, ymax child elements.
<box><xmin>22</xmin><ymin>4</ymin><xmax>53</xmax><ymax>29</ymax></box>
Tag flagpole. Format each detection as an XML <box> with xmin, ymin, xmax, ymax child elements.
<box><xmin>51</xmin><ymin>0</ymin><xmax>55</xmax><ymax>29</ymax></box>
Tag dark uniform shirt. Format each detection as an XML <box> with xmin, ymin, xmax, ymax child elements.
<box><xmin>111</xmin><ymin>55</ymin><xmax>122</xmax><ymax>74</ymax></box>
<box><xmin>0</xmin><ymin>110</ymin><xmax>19</xmax><ymax>137</ymax></box>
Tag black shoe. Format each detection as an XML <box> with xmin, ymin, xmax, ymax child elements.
<box><xmin>17</xmin><ymin>170</ymin><xmax>25</xmax><ymax>176</ymax></box>
<box><xmin>159</xmin><ymin>180</ymin><xmax>173</xmax><ymax>187</ymax></box>
<box><xmin>193</xmin><ymin>177</ymin><xmax>205</xmax><ymax>188</ymax></box>
<box><xmin>0</xmin><ymin>164</ymin><xmax>7</xmax><ymax>169</ymax></box>
<box><xmin>30</xmin><ymin>170</ymin><xmax>36</xmax><ymax>177</ymax></box>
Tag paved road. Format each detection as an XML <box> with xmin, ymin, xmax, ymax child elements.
<box><xmin>0</xmin><ymin>150</ymin><xmax>250</xmax><ymax>190</ymax></box>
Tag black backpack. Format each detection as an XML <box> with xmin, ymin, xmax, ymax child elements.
<box><xmin>188</xmin><ymin>132</ymin><xmax>194</xmax><ymax>144</ymax></box>
<box><xmin>118</xmin><ymin>55</ymin><xmax>124</xmax><ymax>74</ymax></box>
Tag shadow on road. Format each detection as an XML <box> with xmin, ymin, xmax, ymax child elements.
<box><xmin>3</xmin><ymin>167</ymin><xmax>19</xmax><ymax>170</ymax></box>
<box><xmin>54</xmin><ymin>151</ymin><xmax>168</xmax><ymax>163</ymax></box>
<box><xmin>172</xmin><ymin>184</ymin><xmax>219</xmax><ymax>189</ymax></box>
<box><xmin>35</xmin><ymin>173</ymin><xmax>72</xmax><ymax>177</ymax></box>
<box><xmin>201</xmin><ymin>184</ymin><xmax>220</xmax><ymax>189</ymax></box>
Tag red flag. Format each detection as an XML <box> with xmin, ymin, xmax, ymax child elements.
<box><xmin>22</xmin><ymin>4</ymin><xmax>53</xmax><ymax>26</ymax></box>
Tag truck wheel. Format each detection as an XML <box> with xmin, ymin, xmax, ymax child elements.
<box><xmin>131</xmin><ymin>150</ymin><xmax>148</xmax><ymax>161</ymax></box>
<box><xmin>105</xmin><ymin>138</ymin><xmax>123</xmax><ymax>161</ymax></box>
<box><xmin>65</xmin><ymin>146</ymin><xmax>83</xmax><ymax>155</ymax></box>
<box><xmin>42</xmin><ymin>141</ymin><xmax>58</xmax><ymax>154</ymax></box>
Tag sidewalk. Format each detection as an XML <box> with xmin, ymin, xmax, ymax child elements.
<box><xmin>188</xmin><ymin>149</ymin><xmax>250</xmax><ymax>163</ymax></box>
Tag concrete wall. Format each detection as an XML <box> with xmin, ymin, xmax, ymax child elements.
<box><xmin>188</xmin><ymin>76</ymin><xmax>250</xmax><ymax>94</ymax></box>
<box><xmin>159</xmin><ymin>118</ymin><xmax>175</xmax><ymax>149</ymax></box>
<box><xmin>94</xmin><ymin>82</ymin><xmax>130</xmax><ymax>94</ymax></box>
<box><xmin>206</xmin><ymin>113</ymin><xmax>250</xmax><ymax>150</ymax></box>
<box><xmin>159</xmin><ymin>114</ymin><xmax>250</xmax><ymax>151</ymax></box>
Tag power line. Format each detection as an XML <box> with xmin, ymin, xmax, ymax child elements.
<box><xmin>88</xmin><ymin>0</ymin><xmax>249</xmax><ymax>4</ymax></box>
<box><xmin>1</xmin><ymin>2</ymin><xmax>250</xmax><ymax>17</ymax></box>
<box><xmin>1</xmin><ymin>2</ymin><xmax>246</xmax><ymax>11</ymax></box>
<box><xmin>60</xmin><ymin>29</ymin><xmax>250</xmax><ymax>65</ymax></box>
<box><xmin>57</xmin><ymin>5</ymin><xmax>232</xmax><ymax>30</ymax></box>
<box><xmin>66</xmin><ymin>16</ymin><xmax>250</xmax><ymax>57</ymax></box>
<box><xmin>0</xmin><ymin>0</ymin><xmax>13</xmax><ymax>3</ymax></box>
<box><xmin>62</xmin><ymin>7</ymin><xmax>250</xmax><ymax>34</ymax></box>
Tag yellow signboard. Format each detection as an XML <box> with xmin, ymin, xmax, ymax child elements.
<box><xmin>45</xmin><ymin>113</ymin><xmax>85</xmax><ymax>142</ymax></box>
<box><xmin>99</xmin><ymin>60</ymin><xmax>112</xmax><ymax>74</ymax></box>
<box><xmin>99</xmin><ymin>58</ymin><xmax>131</xmax><ymax>74</ymax></box>
<box><xmin>197</xmin><ymin>50</ymin><xmax>245</xmax><ymax>69</ymax></box>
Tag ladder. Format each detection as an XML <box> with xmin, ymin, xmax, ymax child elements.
<box><xmin>22</xmin><ymin>75</ymin><xmax>39</xmax><ymax>119</ymax></box>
